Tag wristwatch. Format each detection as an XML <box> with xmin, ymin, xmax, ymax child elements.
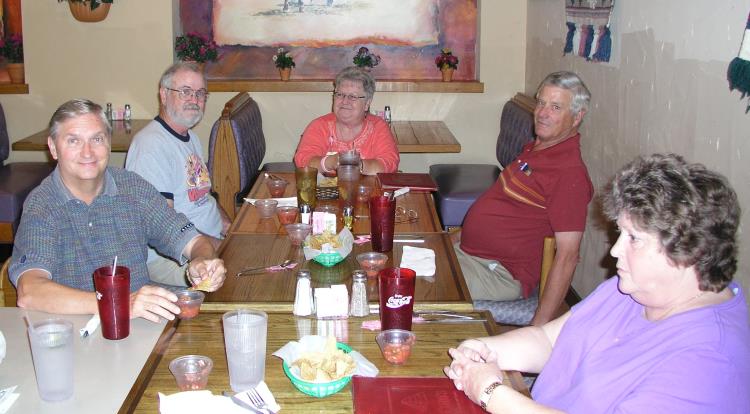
<box><xmin>479</xmin><ymin>380</ymin><xmax>503</xmax><ymax>411</ymax></box>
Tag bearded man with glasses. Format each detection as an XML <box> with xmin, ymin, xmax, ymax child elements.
<box><xmin>294</xmin><ymin>66</ymin><xmax>399</xmax><ymax>175</ymax></box>
<box><xmin>126</xmin><ymin>62</ymin><xmax>231</xmax><ymax>287</ymax></box>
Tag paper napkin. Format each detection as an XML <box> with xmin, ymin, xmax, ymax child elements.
<box><xmin>400</xmin><ymin>246</ymin><xmax>436</xmax><ymax>276</ymax></box>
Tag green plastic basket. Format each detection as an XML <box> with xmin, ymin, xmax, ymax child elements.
<box><xmin>313</xmin><ymin>252</ymin><xmax>344</xmax><ymax>267</ymax></box>
<box><xmin>282</xmin><ymin>342</ymin><xmax>353</xmax><ymax>398</ymax></box>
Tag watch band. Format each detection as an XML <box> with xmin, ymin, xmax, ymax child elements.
<box><xmin>479</xmin><ymin>380</ymin><xmax>503</xmax><ymax>411</ymax></box>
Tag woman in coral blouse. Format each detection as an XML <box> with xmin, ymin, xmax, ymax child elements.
<box><xmin>294</xmin><ymin>66</ymin><xmax>399</xmax><ymax>175</ymax></box>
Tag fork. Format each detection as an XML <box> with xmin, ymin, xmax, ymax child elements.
<box><xmin>247</xmin><ymin>388</ymin><xmax>269</xmax><ymax>411</ymax></box>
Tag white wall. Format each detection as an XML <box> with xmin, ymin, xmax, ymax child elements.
<box><xmin>526</xmin><ymin>0</ymin><xmax>750</xmax><ymax>306</ymax></box>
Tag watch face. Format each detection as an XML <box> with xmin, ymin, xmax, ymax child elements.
<box><xmin>480</xmin><ymin>381</ymin><xmax>503</xmax><ymax>409</ymax></box>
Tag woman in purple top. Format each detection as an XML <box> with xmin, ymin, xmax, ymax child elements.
<box><xmin>445</xmin><ymin>153</ymin><xmax>750</xmax><ymax>413</ymax></box>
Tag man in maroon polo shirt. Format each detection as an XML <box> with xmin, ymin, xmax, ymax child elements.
<box><xmin>455</xmin><ymin>71</ymin><xmax>594</xmax><ymax>326</ymax></box>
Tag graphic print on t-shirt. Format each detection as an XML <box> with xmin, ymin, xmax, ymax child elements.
<box><xmin>185</xmin><ymin>153</ymin><xmax>211</xmax><ymax>204</ymax></box>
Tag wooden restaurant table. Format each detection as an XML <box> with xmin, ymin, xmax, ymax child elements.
<box><xmin>10</xmin><ymin>119</ymin><xmax>150</xmax><ymax>152</ymax></box>
<box><xmin>0</xmin><ymin>307</ymin><xmax>165</xmax><ymax>414</ymax></box>
<box><xmin>229</xmin><ymin>173</ymin><xmax>442</xmax><ymax>235</ymax></box>
<box><xmin>121</xmin><ymin>311</ymin><xmax>529</xmax><ymax>413</ymax></box>
<box><xmin>9</xmin><ymin>120</ymin><xmax>458</xmax><ymax>154</ymax></box>
<box><xmin>210</xmin><ymin>172</ymin><xmax>473</xmax><ymax>312</ymax></box>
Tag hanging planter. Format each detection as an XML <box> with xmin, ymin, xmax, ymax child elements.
<box><xmin>62</xmin><ymin>0</ymin><xmax>112</xmax><ymax>23</ymax></box>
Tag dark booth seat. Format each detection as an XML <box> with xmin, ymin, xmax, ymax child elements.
<box><xmin>0</xmin><ymin>103</ymin><xmax>55</xmax><ymax>243</ymax></box>
<box><xmin>429</xmin><ymin>93</ymin><xmax>536</xmax><ymax>229</ymax></box>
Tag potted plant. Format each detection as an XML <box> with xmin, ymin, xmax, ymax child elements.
<box><xmin>435</xmin><ymin>48</ymin><xmax>459</xmax><ymax>82</ymax></box>
<box><xmin>2</xmin><ymin>34</ymin><xmax>24</xmax><ymax>84</ymax></box>
<box><xmin>175</xmin><ymin>32</ymin><xmax>219</xmax><ymax>70</ymax></box>
<box><xmin>352</xmin><ymin>47</ymin><xmax>381</xmax><ymax>70</ymax></box>
<box><xmin>272</xmin><ymin>48</ymin><xmax>295</xmax><ymax>81</ymax></box>
<box><xmin>59</xmin><ymin>0</ymin><xmax>113</xmax><ymax>23</ymax></box>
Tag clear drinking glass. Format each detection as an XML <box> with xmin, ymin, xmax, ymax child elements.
<box><xmin>222</xmin><ymin>310</ymin><xmax>268</xmax><ymax>392</ymax></box>
<box><xmin>28</xmin><ymin>319</ymin><xmax>75</xmax><ymax>401</ymax></box>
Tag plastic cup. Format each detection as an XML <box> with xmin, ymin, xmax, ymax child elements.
<box><xmin>28</xmin><ymin>319</ymin><xmax>74</xmax><ymax>401</ymax></box>
<box><xmin>337</xmin><ymin>166</ymin><xmax>359</xmax><ymax>208</ymax></box>
<box><xmin>169</xmin><ymin>355</ymin><xmax>213</xmax><ymax>391</ymax></box>
<box><xmin>378</xmin><ymin>268</ymin><xmax>416</xmax><ymax>331</ymax></box>
<box><xmin>339</xmin><ymin>149</ymin><xmax>361</xmax><ymax>166</ymax></box>
<box><xmin>255</xmin><ymin>199</ymin><xmax>278</xmax><ymax>219</ymax></box>
<box><xmin>295</xmin><ymin>166</ymin><xmax>318</xmax><ymax>209</ymax></box>
<box><xmin>356</xmin><ymin>252</ymin><xmax>389</xmax><ymax>277</ymax></box>
<box><xmin>174</xmin><ymin>289</ymin><xmax>205</xmax><ymax>320</ymax></box>
<box><xmin>223</xmin><ymin>310</ymin><xmax>268</xmax><ymax>392</ymax></box>
<box><xmin>369</xmin><ymin>195</ymin><xmax>396</xmax><ymax>252</ymax></box>
<box><xmin>285</xmin><ymin>223</ymin><xmax>312</xmax><ymax>246</ymax></box>
<box><xmin>93</xmin><ymin>265</ymin><xmax>130</xmax><ymax>340</ymax></box>
<box><xmin>277</xmin><ymin>206</ymin><xmax>299</xmax><ymax>225</ymax></box>
<box><xmin>376</xmin><ymin>329</ymin><xmax>416</xmax><ymax>365</ymax></box>
<box><xmin>266</xmin><ymin>178</ymin><xmax>288</xmax><ymax>198</ymax></box>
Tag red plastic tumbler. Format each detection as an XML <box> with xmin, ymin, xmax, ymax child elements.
<box><xmin>378</xmin><ymin>267</ymin><xmax>417</xmax><ymax>331</ymax></box>
<box><xmin>369</xmin><ymin>195</ymin><xmax>396</xmax><ymax>252</ymax></box>
<box><xmin>93</xmin><ymin>265</ymin><xmax>130</xmax><ymax>340</ymax></box>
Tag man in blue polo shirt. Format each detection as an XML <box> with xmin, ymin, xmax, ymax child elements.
<box><xmin>9</xmin><ymin>99</ymin><xmax>226</xmax><ymax>322</ymax></box>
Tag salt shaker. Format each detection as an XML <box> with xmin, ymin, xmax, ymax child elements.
<box><xmin>293</xmin><ymin>270</ymin><xmax>315</xmax><ymax>316</ymax></box>
<box><xmin>124</xmin><ymin>104</ymin><xmax>132</xmax><ymax>121</ymax></box>
<box><xmin>299</xmin><ymin>203</ymin><xmax>312</xmax><ymax>225</ymax></box>
<box><xmin>105</xmin><ymin>103</ymin><xmax>113</xmax><ymax>122</ymax></box>
<box><xmin>349</xmin><ymin>270</ymin><xmax>369</xmax><ymax>317</ymax></box>
<box><xmin>384</xmin><ymin>105</ymin><xmax>392</xmax><ymax>125</ymax></box>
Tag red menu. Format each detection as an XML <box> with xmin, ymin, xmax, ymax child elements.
<box><xmin>352</xmin><ymin>376</ymin><xmax>485</xmax><ymax>413</ymax></box>
<box><xmin>376</xmin><ymin>173</ymin><xmax>438</xmax><ymax>192</ymax></box>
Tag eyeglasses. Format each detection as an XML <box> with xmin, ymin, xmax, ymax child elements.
<box><xmin>165</xmin><ymin>87</ymin><xmax>209</xmax><ymax>101</ymax></box>
<box><xmin>333</xmin><ymin>92</ymin><xmax>367</xmax><ymax>102</ymax></box>
<box><xmin>395</xmin><ymin>206</ymin><xmax>419</xmax><ymax>224</ymax></box>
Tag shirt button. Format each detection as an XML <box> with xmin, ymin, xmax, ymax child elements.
<box><xmin>88</xmin><ymin>222</ymin><xmax>93</xmax><ymax>227</ymax></box>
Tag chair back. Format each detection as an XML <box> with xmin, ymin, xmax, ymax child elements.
<box><xmin>208</xmin><ymin>93</ymin><xmax>266</xmax><ymax>219</ymax></box>
<box><xmin>1</xmin><ymin>258</ymin><xmax>16</xmax><ymax>307</ymax></box>
<box><xmin>496</xmin><ymin>93</ymin><xmax>535</xmax><ymax>168</ymax></box>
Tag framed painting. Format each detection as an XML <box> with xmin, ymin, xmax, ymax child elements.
<box><xmin>179</xmin><ymin>0</ymin><xmax>478</xmax><ymax>81</ymax></box>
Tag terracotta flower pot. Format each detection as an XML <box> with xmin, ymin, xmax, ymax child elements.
<box><xmin>6</xmin><ymin>63</ymin><xmax>24</xmax><ymax>84</ymax></box>
<box><xmin>441</xmin><ymin>67</ymin><xmax>454</xmax><ymax>82</ymax></box>
<box><xmin>279</xmin><ymin>67</ymin><xmax>292</xmax><ymax>81</ymax></box>
<box><xmin>68</xmin><ymin>1</ymin><xmax>111</xmax><ymax>23</ymax></box>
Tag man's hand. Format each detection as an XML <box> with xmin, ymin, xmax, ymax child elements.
<box><xmin>130</xmin><ymin>285</ymin><xmax>179</xmax><ymax>323</ymax></box>
<box><xmin>187</xmin><ymin>258</ymin><xmax>226</xmax><ymax>292</ymax></box>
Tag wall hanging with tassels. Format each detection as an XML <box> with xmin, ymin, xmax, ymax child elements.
<box><xmin>564</xmin><ymin>0</ymin><xmax>614</xmax><ymax>62</ymax></box>
<box><xmin>728</xmin><ymin>12</ymin><xmax>750</xmax><ymax>113</ymax></box>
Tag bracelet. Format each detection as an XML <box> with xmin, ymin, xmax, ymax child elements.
<box><xmin>479</xmin><ymin>380</ymin><xmax>503</xmax><ymax>411</ymax></box>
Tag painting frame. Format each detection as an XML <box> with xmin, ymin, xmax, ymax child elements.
<box><xmin>178</xmin><ymin>0</ymin><xmax>478</xmax><ymax>81</ymax></box>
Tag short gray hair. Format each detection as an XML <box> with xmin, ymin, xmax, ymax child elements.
<box><xmin>48</xmin><ymin>99</ymin><xmax>111</xmax><ymax>140</ymax></box>
<box><xmin>536</xmin><ymin>71</ymin><xmax>591</xmax><ymax>116</ymax></box>
<box><xmin>334</xmin><ymin>66</ymin><xmax>376</xmax><ymax>100</ymax></box>
<box><xmin>159</xmin><ymin>61</ymin><xmax>206</xmax><ymax>89</ymax></box>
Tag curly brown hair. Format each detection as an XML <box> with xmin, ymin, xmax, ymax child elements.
<box><xmin>602</xmin><ymin>153</ymin><xmax>740</xmax><ymax>292</ymax></box>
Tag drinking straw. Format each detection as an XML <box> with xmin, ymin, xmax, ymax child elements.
<box><xmin>112</xmin><ymin>255</ymin><xmax>118</xmax><ymax>273</ymax></box>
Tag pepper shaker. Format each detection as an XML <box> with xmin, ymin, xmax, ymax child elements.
<box><xmin>349</xmin><ymin>270</ymin><xmax>369</xmax><ymax>317</ymax></box>
<box><xmin>124</xmin><ymin>104</ymin><xmax>132</xmax><ymax>122</ymax></box>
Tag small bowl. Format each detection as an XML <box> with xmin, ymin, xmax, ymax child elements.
<box><xmin>175</xmin><ymin>289</ymin><xmax>205</xmax><ymax>320</ymax></box>
<box><xmin>255</xmin><ymin>199</ymin><xmax>278</xmax><ymax>219</ymax></box>
<box><xmin>356</xmin><ymin>252</ymin><xmax>389</xmax><ymax>277</ymax></box>
<box><xmin>169</xmin><ymin>355</ymin><xmax>213</xmax><ymax>391</ymax></box>
<box><xmin>277</xmin><ymin>206</ymin><xmax>299</xmax><ymax>225</ymax></box>
<box><xmin>266</xmin><ymin>178</ymin><xmax>288</xmax><ymax>198</ymax></box>
<box><xmin>376</xmin><ymin>329</ymin><xmax>416</xmax><ymax>365</ymax></box>
<box><xmin>286</xmin><ymin>223</ymin><xmax>312</xmax><ymax>246</ymax></box>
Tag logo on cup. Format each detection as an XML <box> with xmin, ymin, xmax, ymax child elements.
<box><xmin>96</xmin><ymin>291</ymin><xmax>102</xmax><ymax>301</ymax></box>
<box><xmin>386</xmin><ymin>294</ymin><xmax>412</xmax><ymax>309</ymax></box>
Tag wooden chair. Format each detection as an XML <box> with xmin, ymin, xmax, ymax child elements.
<box><xmin>473</xmin><ymin>236</ymin><xmax>556</xmax><ymax>326</ymax></box>
<box><xmin>207</xmin><ymin>93</ymin><xmax>267</xmax><ymax>220</ymax></box>
<box><xmin>1</xmin><ymin>258</ymin><xmax>17</xmax><ymax>307</ymax></box>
